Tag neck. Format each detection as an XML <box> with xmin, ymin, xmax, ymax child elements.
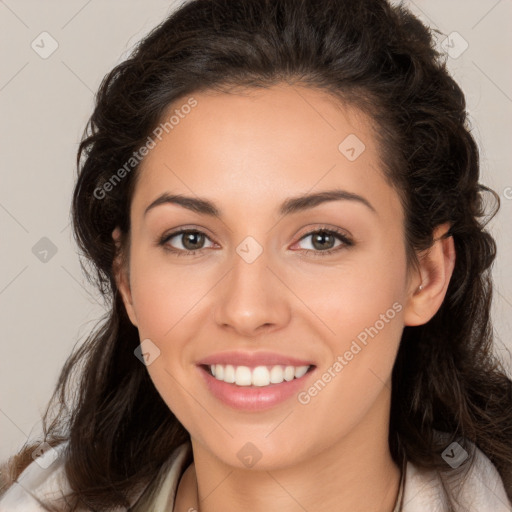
<box><xmin>175</xmin><ymin>386</ymin><xmax>401</xmax><ymax>512</ymax></box>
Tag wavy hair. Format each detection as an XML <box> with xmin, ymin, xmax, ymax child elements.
<box><xmin>1</xmin><ymin>0</ymin><xmax>511</xmax><ymax>509</ymax></box>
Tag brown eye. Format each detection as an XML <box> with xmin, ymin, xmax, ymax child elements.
<box><xmin>309</xmin><ymin>231</ymin><xmax>337</xmax><ymax>250</ymax></box>
<box><xmin>180</xmin><ymin>231</ymin><xmax>206</xmax><ymax>251</ymax></box>
<box><xmin>160</xmin><ymin>229</ymin><xmax>215</xmax><ymax>254</ymax></box>
<box><xmin>294</xmin><ymin>228</ymin><xmax>353</xmax><ymax>257</ymax></box>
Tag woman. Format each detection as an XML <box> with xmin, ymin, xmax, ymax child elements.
<box><xmin>1</xmin><ymin>0</ymin><xmax>511</xmax><ymax>510</ymax></box>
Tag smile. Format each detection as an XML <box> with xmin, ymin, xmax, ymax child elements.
<box><xmin>198</xmin><ymin>362</ymin><xmax>317</xmax><ymax>411</ymax></box>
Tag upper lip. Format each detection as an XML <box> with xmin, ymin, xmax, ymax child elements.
<box><xmin>197</xmin><ymin>351</ymin><xmax>315</xmax><ymax>368</ymax></box>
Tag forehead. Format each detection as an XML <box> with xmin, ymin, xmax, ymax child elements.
<box><xmin>131</xmin><ymin>84</ymin><xmax>401</xmax><ymax>222</ymax></box>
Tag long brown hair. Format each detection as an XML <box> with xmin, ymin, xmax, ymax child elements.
<box><xmin>1</xmin><ymin>0</ymin><xmax>511</xmax><ymax>509</ymax></box>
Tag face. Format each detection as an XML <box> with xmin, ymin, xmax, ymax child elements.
<box><xmin>115</xmin><ymin>83</ymin><xmax>421</xmax><ymax>470</ymax></box>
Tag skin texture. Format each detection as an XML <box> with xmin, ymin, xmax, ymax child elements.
<box><xmin>113</xmin><ymin>83</ymin><xmax>455</xmax><ymax>512</ymax></box>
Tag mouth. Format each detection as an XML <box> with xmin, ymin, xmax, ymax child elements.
<box><xmin>198</xmin><ymin>362</ymin><xmax>317</xmax><ymax>411</ymax></box>
<box><xmin>196</xmin><ymin>351</ymin><xmax>318</xmax><ymax>410</ymax></box>
<box><xmin>200</xmin><ymin>363</ymin><xmax>316</xmax><ymax>387</ymax></box>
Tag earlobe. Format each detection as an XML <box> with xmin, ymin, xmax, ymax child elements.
<box><xmin>112</xmin><ymin>227</ymin><xmax>139</xmax><ymax>327</ymax></box>
<box><xmin>403</xmin><ymin>223</ymin><xmax>456</xmax><ymax>326</ymax></box>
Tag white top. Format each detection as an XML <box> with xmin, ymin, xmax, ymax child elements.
<box><xmin>1</xmin><ymin>439</ymin><xmax>510</xmax><ymax>511</ymax></box>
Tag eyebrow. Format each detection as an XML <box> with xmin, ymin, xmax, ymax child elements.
<box><xmin>143</xmin><ymin>188</ymin><xmax>377</xmax><ymax>219</ymax></box>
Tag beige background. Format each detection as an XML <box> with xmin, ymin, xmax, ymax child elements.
<box><xmin>1</xmin><ymin>0</ymin><xmax>511</xmax><ymax>462</ymax></box>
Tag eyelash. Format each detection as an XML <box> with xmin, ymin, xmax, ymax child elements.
<box><xmin>158</xmin><ymin>226</ymin><xmax>354</xmax><ymax>258</ymax></box>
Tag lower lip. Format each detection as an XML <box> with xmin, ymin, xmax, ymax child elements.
<box><xmin>198</xmin><ymin>365</ymin><xmax>316</xmax><ymax>411</ymax></box>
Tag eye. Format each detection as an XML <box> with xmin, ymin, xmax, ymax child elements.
<box><xmin>159</xmin><ymin>229</ymin><xmax>216</xmax><ymax>256</ymax></box>
<box><xmin>293</xmin><ymin>227</ymin><xmax>353</xmax><ymax>257</ymax></box>
<box><xmin>158</xmin><ymin>226</ymin><xmax>353</xmax><ymax>257</ymax></box>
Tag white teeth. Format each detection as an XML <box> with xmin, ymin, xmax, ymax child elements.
<box><xmin>269</xmin><ymin>365</ymin><xmax>284</xmax><ymax>383</ymax></box>
<box><xmin>284</xmin><ymin>366</ymin><xmax>295</xmax><ymax>381</ymax></box>
<box><xmin>224</xmin><ymin>364</ymin><xmax>236</xmax><ymax>383</ymax></box>
<box><xmin>235</xmin><ymin>366</ymin><xmax>252</xmax><ymax>386</ymax></box>
<box><xmin>252</xmin><ymin>366</ymin><xmax>270</xmax><ymax>386</ymax></box>
<box><xmin>294</xmin><ymin>365</ymin><xmax>309</xmax><ymax>378</ymax></box>
<box><xmin>208</xmin><ymin>364</ymin><xmax>311</xmax><ymax>386</ymax></box>
<box><xmin>214</xmin><ymin>364</ymin><xmax>224</xmax><ymax>380</ymax></box>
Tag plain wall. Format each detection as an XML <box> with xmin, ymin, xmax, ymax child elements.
<box><xmin>1</xmin><ymin>0</ymin><xmax>511</xmax><ymax>462</ymax></box>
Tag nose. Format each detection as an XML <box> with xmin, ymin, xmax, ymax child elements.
<box><xmin>213</xmin><ymin>245</ymin><xmax>292</xmax><ymax>338</ymax></box>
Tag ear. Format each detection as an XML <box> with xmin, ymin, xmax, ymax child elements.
<box><xmin>403</xmin><ymin>222</ymin><xmax>456</xmax><ymax>326</ymax></box>
<box><xmin>112</xmin><ymin>227</ymin><xmax>138</xmax><ymax>327</ymax></box>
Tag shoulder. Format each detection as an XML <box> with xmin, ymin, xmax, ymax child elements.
<box><xmin>403</xmin><ymin>436</ymin><xmax>512</xmax><ymax>512</ymax></box>
<box><xmin>130</xmin><ymin>441</ymin><xmax>192</xmax><ymax>511</ymax></box>
<box><xmin>0</xmin><ymin>441</ymin><xmax>76</xmax><ymax>511</ymax></box>
<box><xmin>0</xmin><ymin>441</ymin><xmax>192</xmax><ymax>512</ymax></box>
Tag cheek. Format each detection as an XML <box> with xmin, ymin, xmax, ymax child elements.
<box><xmin>293</xmin><ymin>263</ymin><xmax>406</xmax><ymax>440</ymax></box>
<box><xmin>128</xmin><ymin>250</ymin><xmax>211</xmax><ymax>339</ymax></box>
<box><xmin>290</xmin><ymin>242</ymin><xmax>407</xmax><ymax>412</ymax></box>
<box><xmin>290</xmin><ymin>244</ymin><xmax>407</xmax><ymax>344</ymax></box>
<box><xmin>127</xmin><ymin>251</ymin><xmax>209</xmax><ymax>428</ymax></box>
